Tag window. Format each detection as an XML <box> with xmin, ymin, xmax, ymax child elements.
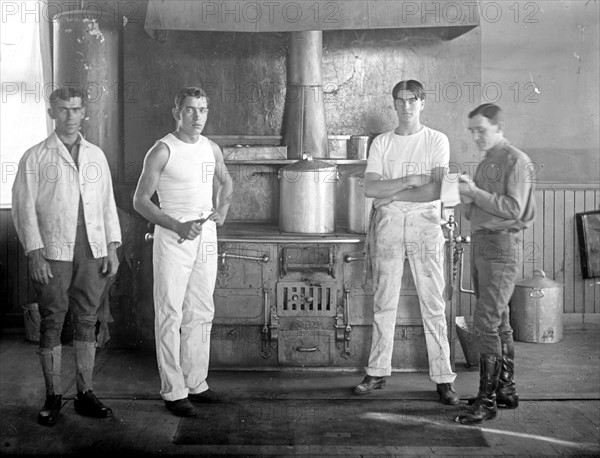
<box><xmin>1</xmin><ymin>1</ymin><xmax>49</xmax><ymax>208</ymax></box>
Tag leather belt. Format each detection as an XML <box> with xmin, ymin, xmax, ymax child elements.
<box><xmin>473</xmin><ymin>228</ymin><xmax>520</xmax><ymax>234</ymax></box>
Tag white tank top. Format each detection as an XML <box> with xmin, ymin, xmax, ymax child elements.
<box><xmin>155</xmin><ymin>133</ymin><xmax>215</xmax><ymax>217</ymax></box>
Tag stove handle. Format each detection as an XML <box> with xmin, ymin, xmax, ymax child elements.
<box><xmin>144</xmin><ymin>235</ymin><xmax>270</xmax><ymax>264</ymax></box>
<box><xmin>344</xmin><ymin>254</ymin><xmax>365</xmax><ymax>263</ymax></box>
<box><xmin>220</xmin><ymin>252</ymin><xmax>270</xmax><ymax>264</ymax></box>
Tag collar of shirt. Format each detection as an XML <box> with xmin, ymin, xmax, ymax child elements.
<box><xmin>46</xmin><ymin>131</ymin><xmax>88</xmax><ymax>150</ymax></box>
<box><xmin>485</xmin><ymin>138</ymin><xmax>510</xmax><ymax>158</ymax></box>
<box><xmin>47</xmin><ymin>131</ymin><xmax>87</xmax><ymax>169</ymax></box>
<box><xmin>61</xmin><ymin>134</ymin><xmax>82</xmax><ymax>154</ymax></box>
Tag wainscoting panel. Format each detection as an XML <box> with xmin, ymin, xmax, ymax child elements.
<box><xmin>455</xmin><ymin>184</ymin><xmax>599</xmax><ymax>318</ymax></box>
<box><xmin>0</xmin><ymin>210</ymin><xmax>36</xmax><ymax>326</ymax></box>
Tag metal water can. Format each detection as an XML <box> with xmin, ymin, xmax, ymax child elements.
<box><xmin>510</xmin><ymin>269</ymin><xmax>563</xmax><ymax>343</ymax></box>
<box><xmin>347</xmin><ymin>135</ymin><xmax>372</xmax><ymax>159</ymax></box>
<box><xmin>347</xmin><ymin>172</ymin><xmax>373</xmax><ymax>234</ymax></box>
<box><xmin>278</xmin><ymin>153</ymin><xmax>338</xmax><ymax>233</ymax></box>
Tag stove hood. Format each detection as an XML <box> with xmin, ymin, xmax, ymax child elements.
<box><xmin>145</xmin><ymin>1</ymin><xmax>480</xmax><ymax>36</ymax></box>
<box><xmin>144</xmin><ymin>1</ymin><xmax>479</xmax><ymax>158</ymax></box>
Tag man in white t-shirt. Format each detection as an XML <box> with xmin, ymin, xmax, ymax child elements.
<box><xmin>353</xmin><ymin>80</ymin><xmax>459</xmax><ymax>405</ymax></box>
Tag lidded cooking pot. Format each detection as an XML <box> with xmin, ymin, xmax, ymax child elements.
<box><xmin>510</xmin><ymin>269</ymin><xmax>563</xmax><ymax>343</ymax></box>
<box><xmin>347</xmin><ymin>172</ymin><xmax>373</xmax><ymax>234</ymax></box>
<box><xmin>278</xmin><ymin>153</ymin><xmax>338</xmax><ymax>233</ymax></box>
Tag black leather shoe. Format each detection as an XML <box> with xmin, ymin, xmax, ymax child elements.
<box><xmin>74</xmin><ymin>390</ymin><xmax>113</xmax><ymax>418</ymax></box>
<box><xmin>38</xmin><ymin>394</ymin><xmax>62</xmax><ymax>426</ymax></box>
<box><xmin>188</xmin><ymin>389</ymin><xmax>224</xmax><ymax>404</ymax></box>
<box><xmin>164</xmin><ymin>398</ymin><xmax>197</xmax><ymax>417</ymax></box>
<box><xmin>353</xmin><ymin>375</ymin><xmax>386</xmax><ymax>395</ymax></box>
<box><xmin>437</xmin><ymin>383</ymin><xmax>460</xmax><ymax>405</ymax></box>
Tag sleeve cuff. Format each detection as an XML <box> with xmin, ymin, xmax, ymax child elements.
<box><xmin>472</xmin><ymin>187</ymin><xmax>487</xmax><ymax>204</ymax></box>
<box><xmin>24</xmin><ymin>242</ymin><xmax>44</xmax><ymax>257</ymax></box>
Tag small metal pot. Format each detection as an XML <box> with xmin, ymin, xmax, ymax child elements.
<box><xmin>278</xmin><ymin>153</ymin><xmax>338</xmax><ymax>233</ymax></box>
<box><xmin>347</xmin><ymin>135</ymin><xmax>372</xmax><ymax>160</ymax></box>
<box><xmin>510</xmin><ymin>269</ymin><xmax>563</xmax><ymax>343</ymax></box>
<box><xmin>347</xmin><ymin>172</ymin><xmax>373</xmax><ymax>234</ymax></box>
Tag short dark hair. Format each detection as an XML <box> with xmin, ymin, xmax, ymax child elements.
<box><xmin>392</xmin><ymin>80</ymin><xmax>425</xmax><ymax>101</ymax></box>
<box><xmin>49</xmin><ymin>87</ymin><xmax>85</xmax><ymax>106</ymax></box>
<box><xmin>174</xmin><ymin>87</ymin><xmax>209</xmax><ymax>111</ymax></box>
<box><xmin>468</xmin><ymin>103</ymin><xmax>503</xmax><ymax>125</ymax></box>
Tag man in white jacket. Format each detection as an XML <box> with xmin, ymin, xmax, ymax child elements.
<box><xmin>12</xmin><ymin>87</ymin><xmax>121</xmax><ymax>426</ymax></box>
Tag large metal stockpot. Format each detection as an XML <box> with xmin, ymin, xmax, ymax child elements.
<box><xmin>347</xmin><ymin>172</ymin><xmax>373</xmax><ymax>234</ymax></box>
<box><xmin>510</xmin><ymin>269</ymin><xmax>564</xmax><ymax>343</ymax></box>
<box><xmin>278</xmin><ymin>154</ymin><xmax>338</xmax><ymax>233</ymax></box>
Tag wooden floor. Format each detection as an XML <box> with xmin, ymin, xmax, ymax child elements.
<box><xmin>0</xmin><ymin>324</ymin><xmax>598</xmax><ymax>456</ymax></box>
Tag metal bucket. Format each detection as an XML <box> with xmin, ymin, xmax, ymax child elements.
<box><xmin>510</xmin><ymin>269</ymin><xmax>563</xmax><ymax>343</ymax></box>
<box><xmin>22</xmin><ymin>303</ymin><xmax>41</xmax><ymax>343</ymax></box>
<box><xmin>347</xmin><ymin>173</ymin><xmax>373</xmax><ymax>234</ymax></box>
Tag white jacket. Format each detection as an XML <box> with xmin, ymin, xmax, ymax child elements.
<box><xmin>11</xmin><ymin>132</ymin><xmax>121</xmax><ymax>261</ymax></box>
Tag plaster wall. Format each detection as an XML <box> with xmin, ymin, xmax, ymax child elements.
<box><xmin>478</xmin><ymin>0</ymin><xmax>599</xmax><ymax>183</ymax></box>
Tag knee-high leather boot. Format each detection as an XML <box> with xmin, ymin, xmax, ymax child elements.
<box><xmin>497</xmin><ymin>342</ymin><xmax>519</xmax><ymax>408</ymax></box>
<box><xmin>467</xmin><ymin>342</ymin><xmax>520</xmax><ymax>409</ymax></box>
<box><xmin>456</xmin><ymin>354</ymin><xmax>501</xmax><ymax>424</ymax></box>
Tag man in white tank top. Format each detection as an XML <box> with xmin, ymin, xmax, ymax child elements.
<box><xmin>353</xmin><ymin>80</ymin><xmax>459</xmax><ymax>406</ymax></box>
<box><xmin>133</xmin><ymin>87</ymin><xmax>233</xmax><ymax>417</ymax></box>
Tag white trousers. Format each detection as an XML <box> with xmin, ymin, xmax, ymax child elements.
<box><xmin>153</xmin><ymin>218</ymin><xmax>218</xmax><ymax>401</ymax></box>
<box><xmin>367</xmin><ymin>204</ymin><xmax>456</xmax><ymax>384</ymax></box>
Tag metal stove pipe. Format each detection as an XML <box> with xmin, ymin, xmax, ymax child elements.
<box><xmin>283</xmin><ymin>31</ymin><xmax>328</xmax><ymax>159</ymax></box>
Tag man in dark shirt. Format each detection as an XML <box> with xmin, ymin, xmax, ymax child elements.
<box><xmin>456</xmin><ymin>103</ymin><xmax>536</xmax><ymax>424</ymax></box>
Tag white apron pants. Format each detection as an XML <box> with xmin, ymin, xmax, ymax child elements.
<box><xmin>367</xmin><ymin>204</ymin><xmax>456</xmax><ymax>384</ymax></box>
<box><xmin>153</xmin><ymin>218</ymin><xmax>218</xmax><ymax>401</ymax></box>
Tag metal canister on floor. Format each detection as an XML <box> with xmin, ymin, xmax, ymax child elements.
<box><xmin>510</xmin><ymin>269</ymin><xmax>564</xmax><ymax>343</ymax></box>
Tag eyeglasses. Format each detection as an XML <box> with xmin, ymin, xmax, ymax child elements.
<box><xmin>183</xmin><ymin>107</ymin><xmax>209</xmax><ymax>114</ymax></box>
<box><xmin>394</xmin><ymin>97</ymin><xmax>419</xmax><ymax>106</ymax></box>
